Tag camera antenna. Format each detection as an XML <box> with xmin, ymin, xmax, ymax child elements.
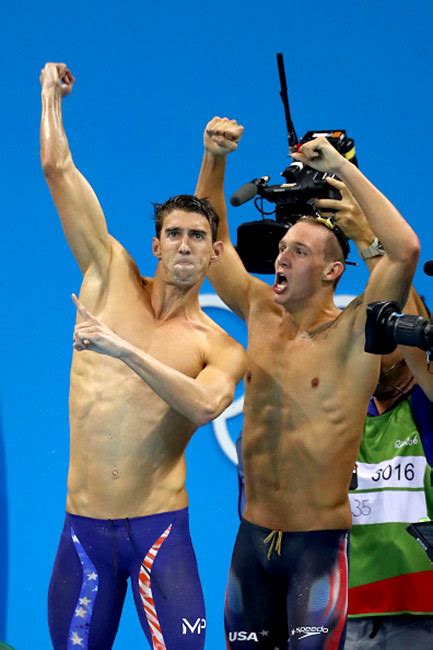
<box><xmin>277</xmin><ymin>53</ymin><xmax>298</xmax><ymax>150</ymax></box>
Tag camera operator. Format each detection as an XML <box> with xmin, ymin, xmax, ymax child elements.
<box><xmin>316</xmin><ymin>186</ymin><xmax>433</xmax><ymax>648</ymax></box>
<box><xmin>196</xmin><ymin>116</ymin><xmax>419</xmax><ymax>649</ymax></box>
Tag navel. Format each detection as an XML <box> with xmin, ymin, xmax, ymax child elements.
<box><xmin>311</xmin><ymin>377</ymin><xmax>320</xmax><ymax>388</ymax></box>
<box><xmin>246</xmin><ymin>371</ymin><xmax>252</xmax><ymax>383</ymax></box>
<box><xmin>111</xmin><ymin>468</ymin><xmax>119</xmax><ymax>479</ymax></box>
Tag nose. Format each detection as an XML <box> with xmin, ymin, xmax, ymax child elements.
<box><xmin>178</xmin><ymin>235</ymin><xmax>191</xmax><ymax>254</ymax></box>
<box><xmin>276</xmin><ymin>249</ymin><xmax>290</xmax><ymax>268</ymax></box>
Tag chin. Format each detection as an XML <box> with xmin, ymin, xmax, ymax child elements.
<box><xmin>273</xmin><ymin>290</ymin><xmax>291</xmax><ymax>308</ymax></box>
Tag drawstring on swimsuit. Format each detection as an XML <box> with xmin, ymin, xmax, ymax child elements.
<box><xmin>263</xmin><ymin>530</ymin><xmax>283</xmax><ymax>559</ymax></box>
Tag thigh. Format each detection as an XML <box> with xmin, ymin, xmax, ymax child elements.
<box><xmin>225</xmin><ymin>521</ymin><xmax>288</xmax><ymax>649</ymax></box>
<box><xmin>129</xmin><ymin>510</ymin><xmax>206</xmax><ymax>650</ymax></box>
<box><xmin>287</xmin><ymin>530</ymin><xmax>349</xmax><ymax>649</ymax></box>
<box><xmin>48</xmin><ymin>516</ymin><xmax>127</xmax><ymax>650</ymax></box>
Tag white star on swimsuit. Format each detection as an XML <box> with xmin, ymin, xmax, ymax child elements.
<box><xmin>87</xmin><ymin>571</ymin><xmax>98</xmax><ymax>581</ymax></box>
<box><xmin>75</xmin><ymin>606</ymin><xmax>87</xmax><ymax>618</ymax></box>
<box><xmin>71</xmin><ymin>534</ymin><xmax>79</xmax><ymax>543</ymax></box>
<box><xmin>71</xmin><ymin>631</ymin><xmax>84</xmax><ymax>646</ymax></box>
<box><xmin>260</xmin><ymin>630</ymin><xmax>270</xmax><ymax>636</ymax></box>
<box><xmin>79</xmin><ymin>597</ymin><xmax>91</xmax><ymax>606</ymax></box>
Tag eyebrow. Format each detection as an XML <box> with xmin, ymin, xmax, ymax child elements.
<box><xmin>280</xmin><ymin>240</ymin><xmax>311</xmax><ymax>251</ymax></box>
<box><xmin>165</xmin><ymin>227</ymin><xmax>208</xmax><ymax>236</ymax></box>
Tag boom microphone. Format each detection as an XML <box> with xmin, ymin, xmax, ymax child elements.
<box><xmin>230</xmin><ymin>176</ymin><xmax>270</xmax><ymax>207</ymax></box>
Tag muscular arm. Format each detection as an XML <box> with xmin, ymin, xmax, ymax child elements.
<box><xmin>40</xmin><ymin>63</ymin><xmax>111</xmax><ymax>276</ymax></box>
<box><xmin>73</xmin><ymin>295</ymin><xmax>247</xmax><ymax>427</ymax></box>
<box><xmin>195</xmin><ymin>117</ymin><xmax>254</xmax><ymax>320</ymax></box>
<box><xmin>319</xmin><ymin>179</ymin><xmax>432</xmax><ymax>395</ymax></box>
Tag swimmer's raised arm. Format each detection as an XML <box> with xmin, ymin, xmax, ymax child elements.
<box><xmin>196</xmin><ymin>117</ymin><xmax>255</xmax><ymax>320</ymax></box>
<box><xmin>292</xmin><ymin>138</ymin><xmax>420</xmax><ymax>320</ymax></box>
<box><xmin>72</xmin><ymin>294</ymin><xmax>246</xmax><ymax>427</ymax></box>
<box><xmin>40</xmin><ymin>63</ymin><xmax>111</xmax><ymax>277</ymax></box>
<box><xmin>318</xmin><ymin>178</ymin><xmax>431</xmax><ymax>394</ymax></box>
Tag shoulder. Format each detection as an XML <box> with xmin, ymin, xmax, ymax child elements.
<box><xmin>330</xmin><ymin>293</ymin><xmax>365</xmax><ymax>336</ymax></box>
<box><xmin>199</xmin><ymin>313</ymin><xmax>246</xmax><ymax>369</ymax></box>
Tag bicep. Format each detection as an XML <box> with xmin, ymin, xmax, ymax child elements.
<box><xmin>196</xmin><ymin>343</ymin><xmax>246</xmax><ymax>415</ymax></box>
<box><xmin>45</xmin><ymin>164</ymin><xmax>111</xmax><ymax>275</ymax></box>
<box><xmin>355</xmin><ymin>256</ymin><xmax>413</xmax><ymax>333</ymax></box>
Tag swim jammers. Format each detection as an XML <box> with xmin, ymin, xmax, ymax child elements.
<box><xmin>48</xmin><ymin>508</ymin><xmax>206</xmax><ymax>649</ymax></box>
<box><xmin>225</xmin><ymin>520</ymin><xmax>348</xmax><ymax>649</ymax></box>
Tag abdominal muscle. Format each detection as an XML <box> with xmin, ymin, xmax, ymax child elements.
<box><xmin>65</xmin><ymin>354</ymin><xmax>195</xmax><ymax>519</ymax></box>
<box><xmin>242</xmin><ymin>386</ymin><xmax>368</xmax><ymax>532</ymax></box>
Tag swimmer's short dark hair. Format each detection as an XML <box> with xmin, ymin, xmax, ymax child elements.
<box><xmin>153</xmin><ymin>195</ymin><xmax>220</xmax><ymax>243</ymax></box>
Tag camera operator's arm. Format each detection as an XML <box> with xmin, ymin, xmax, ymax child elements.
<box><xmin>315</xmin><ymin>177</ymin><xmax>381</xmax><ymax>274</ymax></box>
<box><xmin>195</xmin><ymin>117</ymin><xmax>254</xmax><ymax>320</ymax></box>
<box><xmin>403</xmin><ymin>347</ymin><xmax>433</xmax><ymax>401</ymax></box>
<box><xmin>292</xmin><ymin>139</ymin><xmax>420</xmax><ymax>313</ymax></box>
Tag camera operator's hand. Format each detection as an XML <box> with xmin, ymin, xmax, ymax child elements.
<box><xmin>291</xmin><ymin>137</ymin><xmax>347</xmax><ymax>174</ymax></box>
<box><xmin>315</xmin><ymin>177</ymin><xmax>375</xmax><ymax>245</ymax></box>
<box><xmin>204</xmin><ymin>116</ymin><xmax>244</xmax><ymax>157</ymax></box>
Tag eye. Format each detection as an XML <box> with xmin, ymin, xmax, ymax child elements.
<box><xmin>193</xmin><ymin>232</ymin><xmax>205</xmax><ymax>240</ymax></box>
<box><xmin>295</xmin><ymin>247</ymin><xmax>307</xmax><ymax>256</ymax></box>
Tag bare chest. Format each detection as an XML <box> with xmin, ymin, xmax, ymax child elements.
<box><xmin>247</xmin><ymin>314</ymin><xmax>342</xmax><ymax>396</ymax></box>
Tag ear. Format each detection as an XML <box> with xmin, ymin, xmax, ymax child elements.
<box><xmin>210</xmin><ymin>240</ymin><xmax>224</xmax><ymax>263</ymax></box>
<box><xmin>323</xmin><ymin>260</ymin><xmax>344</xmax><ymax>283</ymax></box>
<box><xmin>152</xmin><ymin>237</ymin><xmax>162</xmax><ymax>259</ymax></box>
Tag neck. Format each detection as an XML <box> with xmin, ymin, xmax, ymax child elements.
<box><xmin>151</xmin><ymin>266</ymin><xmax>203</xmax><ymax>321</ymax></box>
<box><xmin>281</xmin><ymin>293</ymin><xmax>341</xmax><ymax>333</ymax></box>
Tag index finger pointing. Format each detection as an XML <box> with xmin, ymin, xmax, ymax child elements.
<box><xmin>71</xmin><ymin>293</ymin><xmax>92</xmax><ymax>320</ymax></box>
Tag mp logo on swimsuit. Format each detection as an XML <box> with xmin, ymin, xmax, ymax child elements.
<box><xmin>291</xmin><ymin>626</ymin><xmax>329</xmax><ymax>640</ymax></box>
<box><xmin>181</xmin><ymin>618</ymin><xmax>206</xmax><ymax>635</ymax></box>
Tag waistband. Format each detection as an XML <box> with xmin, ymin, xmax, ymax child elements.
<box><xmin>66</xmin><ymin>506</ymin><xmax>189</xmax><ymax>526</ymax></box>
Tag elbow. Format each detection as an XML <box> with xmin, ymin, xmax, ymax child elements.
<box><xmin>395</xmin><ymin>234</ymin><xmax>420</xmax><ymax>271</ymax></box>
<box><xmin>41</xmin><ymin>153</ymin><xmax>73</xmax><ymax>179</ymax></box>
<box><xmin>409</xmin><ymin>235</ymin><xmax>421</xmax><ymax>262</ymax></box>
<box><xmin>194</xmin><ymin>396</ymin><xmax>231</xmax><ymax>428</ymax></box>
<box><xmin>41</xmin><ymin>159</ymin><xmax>66</xmax><ymax>179</ymax></box>
<box><xmin>193</xmin><ymin>406</ymin><xmax>216</xmax><ymax>428</ymax></box>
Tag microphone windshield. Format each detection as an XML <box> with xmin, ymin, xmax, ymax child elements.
<box><xmin>423</xmin><ymin>261</ymin><xmax>433</xmax><ymax>276</ymax></box>
<box><xmin>230</xmin><ymin>182</ymin><xmax>259</xmax><ymax>207</ymax></box>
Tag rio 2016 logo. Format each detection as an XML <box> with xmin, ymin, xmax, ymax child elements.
<box><xmin>200</xmin><ymin>293</ymin><xmax>355</xmax><ymax>465</ymax></box>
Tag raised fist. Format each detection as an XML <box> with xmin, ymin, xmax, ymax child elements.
<box><xmin>204</xmin><ymin>116</ymin><xmax>244</xmax><ymax>156</ymax></box>
<box><xmin>40</xmin><ymin>63</ymin><xmax>75</xmax><ymax>97</ymax></box>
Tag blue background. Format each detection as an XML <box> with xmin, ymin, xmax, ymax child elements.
<box><xmin>1</xmin><ymin>1</ymin><xmax>432</xmax><ymax>648</ymax></box>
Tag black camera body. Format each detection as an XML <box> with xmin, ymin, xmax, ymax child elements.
<box><xmin>231</xmin><ymin>53</ymin><xmax>358</xmax><ymax>273</ymax></box>
<box><xmin>365</xmin><ymin>301</ymin><xmax>433</xmax><ymax>355</ymax></box>
<box><xmin>259</xmin><ymin>130</ymin><xmax>357</xmax><ymax>222</ymax></box>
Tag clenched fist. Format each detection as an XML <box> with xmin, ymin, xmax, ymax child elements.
<box><xmin>40</xmin><ymin>62</ymin><xmax>75</xmax><ymax>97</ymax></box>
<box><xmin>204</xmin><ymin>116</ymin><xmax>244</xmax><ymax>156</ymax></box>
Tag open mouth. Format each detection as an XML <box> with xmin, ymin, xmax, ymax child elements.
<box><xmin>273</xmin><ymin>271</ymin><xmax>288</xmax><ymax>294</ymax></box>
